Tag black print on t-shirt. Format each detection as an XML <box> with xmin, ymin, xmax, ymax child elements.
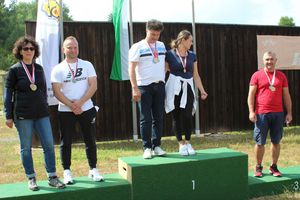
<box><xmin>75</xmin><ymin>68</ymin><xmax>83</xmax><ymax>77</ymax></box>
<box><xmin>66</xmin><ymin>67</ymin><xmax>83</xmax><ymax>79</ymax></box>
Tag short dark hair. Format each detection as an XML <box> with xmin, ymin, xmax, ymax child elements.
<box><xmin>146</xmin><ymin>19</ymin><xmax>164</xmax><ymax>32</ymax></box>
<box><xmin>13</xmin><ymin>35</ymin><xmax>40</xmax><ymax>60</ymax></box>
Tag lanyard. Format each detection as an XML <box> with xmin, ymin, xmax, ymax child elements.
<box><xmin>145</xmin><ymin>40</ymin><xmax>159</xmax><ymax>63</ymax></box>
<box><xmin>264</xmin><ymin>69</ymin><xmax>276</xmax><ymax>86</ymax></box>
<box><xmin>176</xmin><ymin>49</ymin><xmax>187</xmax><ymax>72</ymax></box>
<box><xmin>67</xmin><ymin>59</ymin><xmax>78</xmax><ymax>81</ymax></box>
<box><xmin>21</xmin><ymin>61</ymin><xmax>35</xmax><ymax>84</ymax></box>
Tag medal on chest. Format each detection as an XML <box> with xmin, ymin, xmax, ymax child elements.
<box><xmin>21</xmin><ymin>61</ymin><xmax>37</xmax><ymax>91</ymax></box>
<box><xmin>153</xmin><ymin>50</ymin><xmax>160</xmax><ymax>63</ymax></box>
<box><xmin>176</xmin><ymin>49</ymin><xmax>188</xmax><ymax>73</ymax></box>
<box><xmin>147</xmin><ymin>41</ymin><xmax>160</xmax><ymax>64</ymax></box>
<box><xmin>67</xmin><ymin>60</ymin><xmax>78</xmax><ymax>83</ymax></box>
<box><xmin>264</xmin><ymin>69</ymin><xmax>276</xmax><ymax>92</ymax></box>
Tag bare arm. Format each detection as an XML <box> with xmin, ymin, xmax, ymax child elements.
<box><xmin>193</xmin><ymin>61</ymin><xmax>207</xmax><ymax>100</ymax></box>
<box><xmin>128</xmin><ymin>61</ymin><xmax>141</xmax><ymax>102</ymax></box>
<box><xmin>247</xmin><ymin>85</ymin><xmax>257</xmax><ymax>122</ymax></box>
<box><xmin>283</xmin><ymin>87</ymin><xmax>292</xmax><ymax>124</ymax></box>
<box><xmin>165</xmin><ymin>62</ymin><xmax>170</xmax><ymax>72</ymax></box>
<box><xmin>52</xmin><ymin>82</ymin><xmax>73</xmax><ymax>108</ymax></box>
<box><xmin>52</xmin><ymin>82</ymin><xmax>83</xmax><ymax>115</ymax></box>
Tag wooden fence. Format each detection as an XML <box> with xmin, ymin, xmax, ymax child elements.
<box><xmin>25</xmin><ymin>21</ymin><xmax>300</xmax><ymax>141</ymax></box>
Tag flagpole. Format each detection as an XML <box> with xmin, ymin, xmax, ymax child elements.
<box><xmin>192</xmin><ymin>0</ymin><xmax>201</xmax><ymax>137</ymax></box>
<box><xmin>59</xmin><ymin>0</ymin><xmax>64</xmax><ymax>61</ymax></box>
<box><xmin>129</xmin><ymin>0</ymin><xmax>138</xmax><ymax>142</ymax></box>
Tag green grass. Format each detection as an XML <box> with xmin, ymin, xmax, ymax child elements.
<box><xmin>0</xmin><ymin>115</ymin><xmax>299</xmax><ymax>199</ymax></box>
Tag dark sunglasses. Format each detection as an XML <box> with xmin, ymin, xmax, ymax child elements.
<box><xmin>22</xmin><ymin>47</ymin><xmax>35</xmax><ymax>51</ymax></box>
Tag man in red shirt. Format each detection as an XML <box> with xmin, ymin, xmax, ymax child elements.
<box><xmin>247</xmin><ymin>51</ymin><xmax>292</xmax><ymax>177</ymax></box>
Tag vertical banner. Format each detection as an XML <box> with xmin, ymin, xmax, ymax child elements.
<box><xmin>110</xmin><ymin>0</ymin><xmax>130</xmax><ymax>80</ymax></box>
<box><xmin>36</xmin><ymin>0</ymin><xmax>61</xmax><ymax>105</ymax></box>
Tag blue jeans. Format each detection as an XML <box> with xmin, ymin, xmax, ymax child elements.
<box><xmin>15</xmin><ymin>117</ymin><xmax>56</xmax><ymax>179</ymax></box>
<box><xmin>138</xmin><ymin>82</ymin><xmax>165</xmax><ymax>149</ymax></box>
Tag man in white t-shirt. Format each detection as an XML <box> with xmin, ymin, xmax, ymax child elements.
<box><xmin>51</xmin><ymin>36</ymin><xmax>103</xmax><ymax>184</ymax></box>
<box><xmin>128</xmin><ymin>19</ymin><xmax>167</xmax><ymax>159</ymax></box>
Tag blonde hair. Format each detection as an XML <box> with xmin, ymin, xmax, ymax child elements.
<box><xmin>170</xmin><ymin>30</ymin><xmax>192</xmax><ymax>49</ymax></box>
<box><xmin>63</xmin><ymin>36</ymin><xmax>78</xmax><ymax>47</ymax></box>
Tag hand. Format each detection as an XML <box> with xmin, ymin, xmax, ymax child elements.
<box><xmin>73</xmin><ymin>107</ymin><xmax>83</xmax><ymax>115</ymax></box>
<box><xmin>200</xmin><ymin>91</ymin><xmax>208</xmax><ymax>100</ymax></box>
<box><xmin>72</xmin><ymin>100</ymin><xmax>84</xmax><ymax>110</ymax></box>
<box><xmin>6</xmin><ymin>119</ymin><xmax>14</xmax><ymax>128</ymax></box>
<box><xmin>132</xmin><ymin>87</ymin><xmax>141</xmax><ymax>102</ymax></box>
<box><xmin>249</xmin><ymin>112</ymin><xmax>257</xmax><ymax>123</ymax></box>
<box><xmin>285</xmin><ymin>113</ymin><xmax>292</xmax><ymax>126</ymax></box>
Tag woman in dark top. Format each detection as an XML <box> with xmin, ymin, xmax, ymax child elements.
<box><xmin>165</xmin><ymin>30</ymin><xmax>208</xmax><ymax>156</ymax></box>
<box><xmin>4</xmin><ymin>36</ymin><xmax>65</xmax><ymax>191</ymax></box>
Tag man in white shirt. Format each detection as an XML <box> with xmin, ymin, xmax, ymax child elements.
<box><xmin>128</xmin><ymin>19</ymin><xmax>167</xmax><ymax>159</ymax></box>
<box><xmin>51</xmin><ymin>36</ymin><xmax>103</xmax><ymax>184</ymax></box>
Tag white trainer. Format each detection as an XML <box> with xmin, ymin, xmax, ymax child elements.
<box><xmin>153</xmin><ymin>146</ymin><xmax>166</xmax><ymax>156</ymax></box>
<box><xmin>63</xmin><ymin>169</ymin><xmax>74</xmax><ymax>185</ymax></box>
<box><xmin>143</xmin><ymin>148</ymin><xmax>152</xmax><ymax>159</ymax></box>
<box><xmin>88</xmin><ymin>168</ymin><xmax>104</xmax><ymax>182</ymax></box>
<box><xmin>179</xmin><ymin>144</ymin><xmax>189</xmax><ymax>156</ymax></box>
<box><xmin>186</xmin><ymin>143</ymin><xmax>196</xmax><ymax>155</ymax></box>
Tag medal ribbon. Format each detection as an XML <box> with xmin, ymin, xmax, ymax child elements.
<box><xmin>176</xmin><ymin>49</ymin><xmax>187</xmax><ymax>72</ymax></box>
<box><xmin>264</xmin><ymin>68</ymin><xmax>276</xmax><ymax>87</ymax></box>
<box><xmin>67</xmin><ymin>59</ymin><xmax>78</xmax><ymax>81</ymax></box>
<box><xmin>21</xmin><ymin>61</ymin><xmax>35</xmax><ymax>84</ymax></box>
<box><xmin>146</xmin><ymin>41</ymin><xmax>158</xmax><ymax>59</ymax></box>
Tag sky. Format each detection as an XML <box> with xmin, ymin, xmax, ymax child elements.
<box><xmin>4</xmin><ymin>0</ymin><xmax>300</xmax><ymax>26</ymax></box>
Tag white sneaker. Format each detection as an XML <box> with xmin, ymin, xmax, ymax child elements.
<box><xmin>143</xmin><ymin>148</ymin><xmax>152</xmax><ymax>159</ymax></box>
<box><xmin>186</xmin><ymin>143</ymin><xmax>196</xmax><ymax>155</ymax></box>
<box><xmin>179</xmin><ymin>144</ymin><xmax>189</xmax><ymax>156</ymax></box>
<box><xmin>63</xmin><ymin>169</ymin><xmax>74</xmax><ymax>185</ymax></box>
<box><xmin>153</xmin><ymin>146</ymin><xmax>166</xmax><ymax>156</ymax></box>
<box><xmin>88</xmin><ymin>168</ymin><xmax>104</xmax><ymax>182</ymax></box>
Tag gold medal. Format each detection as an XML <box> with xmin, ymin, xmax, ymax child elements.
<box><xmin>269</xmin><ymin>85</ymin><xmax>276</xmax><ymax>92</ymax></box>
<box><xmin>153</xmin><ymin>57</ymin><xmax>159</xmax><ymax>63</ymax></box>
<box><xmin>30</xmin><ymin>84</ymin><xmax>37</xmax><ymax>91</ymax></box>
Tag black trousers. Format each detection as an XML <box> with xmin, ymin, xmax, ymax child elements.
<box><xmin>58</xmin><ymin>107</ymin><xmax>97</xmax><ymax>170</ymax></box>
<box><xmin>172</xmin><ymin>83</ymin><xmax>194</xmax><ymax>141</ymax></box>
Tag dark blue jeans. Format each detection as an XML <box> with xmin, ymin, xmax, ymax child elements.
<box><xmin>138</xmin><ymin>82</ymin><xmax>165</xmax><ymax>149</ymax></box>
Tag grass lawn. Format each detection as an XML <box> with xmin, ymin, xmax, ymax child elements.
<box><xmin>0</xmin><ymin>115</ymin><xmax>299</xmax><ymax>199</ymax></box>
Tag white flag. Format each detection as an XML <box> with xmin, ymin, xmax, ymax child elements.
<box><xmin>110</xmin><ymin>0</ymin><xmax>130</xmax><ymax>80</ymax></box>
<box><xmin>36</xmin><ymin>0</ymin><xmax>61</xmax><ymax>105</ymax></box>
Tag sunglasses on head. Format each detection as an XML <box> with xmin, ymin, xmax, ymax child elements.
<box><xmin>22</xmin><ymin>47</ymin><xmax>35</xmax><ymax>51</ymax></box>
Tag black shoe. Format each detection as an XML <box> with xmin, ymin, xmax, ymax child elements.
<box><xmin>28</xmin><ymin>177</ymin><xmax>39</xmax><ymax>191</ymax></box>
<box><xmin>48</xmin><ymin>176</ymin><xmax>66</xmax><ymax>189</ymax></box>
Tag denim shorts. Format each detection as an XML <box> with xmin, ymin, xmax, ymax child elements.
<box><xmin>253</xmin><ymin>112</ymin><xmax>284</xmax><ymax>145</ymax></box>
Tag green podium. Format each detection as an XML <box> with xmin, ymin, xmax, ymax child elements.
<box><xmin>0</xmin><ymin>173</ymin><xmax>131</xmax><ymax>200</ymax></box>
<box><xmin>119</xmin><ymin>147</ymin><xmax>248</xmax><ymax>200</ymax></box>
<box><xmin>249</xmin><ymin>165</ymin><xmax>300</xmax><ymax>198</ymax></box>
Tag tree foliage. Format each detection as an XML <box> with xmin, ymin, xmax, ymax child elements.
<box><xmin>278</xmin><ymin>16</ymin><xmax>295</xmax><ymax>26</ymax></box>
<box><xmin>0</xmin><ymin>0</ymin><xmax>72</xmax><ymax>71</ymax></box>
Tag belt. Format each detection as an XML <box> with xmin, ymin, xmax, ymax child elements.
<box><xmin>152</xmin><ymin>81</ymin><xmax>163</xmax><ymax>84</ymax></box>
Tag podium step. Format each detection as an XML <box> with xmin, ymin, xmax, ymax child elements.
<box><xmin>119</xmin><ymin>147</ymin><xmax>248</xmax><ymax>200</ymax></box>
<box><xmin>248</xmin><ymin>165</ymin><xmax>300</xmax><ymax>198</ymax></box>
<box><xmin>0</xmin><ymin>173</ymin><xmax>131</xmax><ymax>200</ymax></box>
